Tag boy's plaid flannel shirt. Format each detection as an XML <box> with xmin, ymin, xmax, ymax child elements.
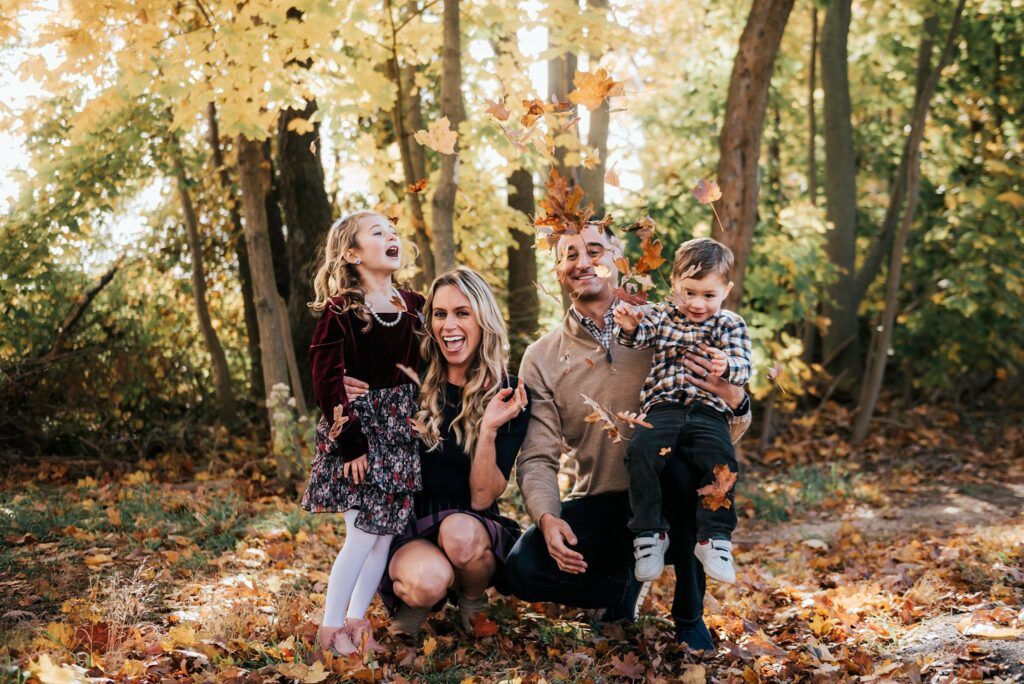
<box><xmin>617</xmin><ymin>302</ymin><xmax>752</xmax><ymax>415</ymax></box>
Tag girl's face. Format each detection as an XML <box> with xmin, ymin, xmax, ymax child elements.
<box><xmin>430</xmin><ymin>285</ymin><xmax>482</xmax><ymax>380</ymax></box>
<box><xmin>347</xmin><ymin>214</ymin><xmax>401</xmax><ymax>273</ymax></box>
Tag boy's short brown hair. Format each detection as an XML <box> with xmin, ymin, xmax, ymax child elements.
<box><xmin>672</xmin><ymin>237</ymin><xmax>734</xmax><ymax>281</ymax></box>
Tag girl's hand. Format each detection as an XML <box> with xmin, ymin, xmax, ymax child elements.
<box><xmin>706</xmin><ymin>347</ymin><xmax>728</xmax><ymax>377</ymax></box>
<box><xmin>482</xmin><ymin>377</ymin><xmax>528</xmax><ymax>432</ymax></box>
<box><xmin>344</xmin><ymin>455</ymin><xmax>368</xmax><ymax>484</ymax></box>
<box><xmin>613</xmin><ymin>303</ymin><xmax>643</xmax><ymax>333</ymax></box>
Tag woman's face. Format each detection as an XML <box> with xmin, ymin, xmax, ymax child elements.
<box><xmin>430</xmin><ymin>284</ymin><xmax>482</xmax><ymax>379</ymax></box>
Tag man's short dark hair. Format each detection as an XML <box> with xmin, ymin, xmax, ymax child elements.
<box><xmin>672</xmin><ymin>237</ymin><xmax>734</xmax><ymax>280</ymax></box>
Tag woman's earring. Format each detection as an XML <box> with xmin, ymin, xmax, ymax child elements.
<box><xmin>354</xmin><ymin>257</ymin><xmax>362</xmax><ymax>265</ymax></box>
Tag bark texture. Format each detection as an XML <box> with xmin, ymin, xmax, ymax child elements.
<box><xmin>430</xmin><ymin>0</ymin><xmax>464</xmax><ymax>276</ymax></box>
<box><xmin>506</xmin><ymin>168</ymin><xmax>539</xmax><ymax>370</ymax></box>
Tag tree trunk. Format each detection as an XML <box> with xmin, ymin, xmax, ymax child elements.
<box><xmin>578</xmin><ymin>0</ymin><xmax>609</xmax><ymax>217</ymax></box>
<box><xmin>506</xmin><ymin>168</ymin><xmax>539</xmax><ymax>369</ymax></box>
<box><xmin>712</xmin><ymin>0</ymin><xmax>796</xmax><ymax>310</ymax></box>
<box><xmin>853</xmin><ymin>15</ymin><xmax>939</xmax><ymax>302</ymax></box>
<box><xmin>207</xmin><ymin>103</ymin><xmax>264</xmax><ymax>402</ymax></box>
<box><xmin>801</xmin><ymin>6</ymin><xmax>819</xmax><ymax>364</ymax></box>
<box><xmin>819</xmin><ymin>0</ymin><xmax>861</xmax><ymax>381</ymax></box>
<box><xmin>277</xmin><ymin>100</ymin><xmax>332</xmax><ymax>406</ymax></box>
<box><xmin>431</xmin><ymin>0</ymin><xmax>464</xmax><ymax>276</ymax></box>
<box><xmin>548</xmin><ymin>38</ymin><xmax>577</xmax><ymax>311</ymax></box>
<box><xmin>172</xmin><ymin>153</ymin><xmax>236</xmax><ymax>424</ymax></box>
<box><xmin>852</xmin><ymin>0</ymin><xmax>966</xmax><ymax>444</ymax></box>
<box><xmin>236</xmin><ymin>136</ymin><xmax>295</xmax><ymax>426</ymax></box>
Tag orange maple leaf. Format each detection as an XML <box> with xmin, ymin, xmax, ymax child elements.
<box><xmin>568</xmin><ymin>68</ymin><xmax>625</xmax><ymax>112</ymax></box>
<box><xmin>697</xmin><ymin>464</ymin><xmax>737</xmax><ymax>511</ymax></box>
<box><xmin>406</xmin><ymin>178</ymin><xmax>428</xmax><ymax>194</ymax></box>
<box><xmin>634</xmin><ymin>235</ymin><xmax>666</xmax><ymax>274</ymax></box>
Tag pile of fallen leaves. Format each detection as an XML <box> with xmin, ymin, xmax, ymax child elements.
<box><xmin>1</xmin><ymin>404</ymin><xmax>1022</xmax><ymax>683</ymax></box>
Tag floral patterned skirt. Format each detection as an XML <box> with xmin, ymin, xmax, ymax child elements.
<box><xmin>301</xmin><ymin>383</ymin><xmax>421</xmax><ymax>535</ymax></box>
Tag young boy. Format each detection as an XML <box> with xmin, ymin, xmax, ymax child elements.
<box><xmin>613</xmin><ymin>237</ymin><xmax>751</xmax><ymax>584</ymax></box>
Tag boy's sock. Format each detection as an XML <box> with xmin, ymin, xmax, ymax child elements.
<box><xmin>633</xmin><ymin>531</ymin><xmax>669</xmax><ymax>582</ymax></box>
<box><xmin>693</xmin><ymin>536</ymin><xmax>735</xmax><ymax>584</ymax></box>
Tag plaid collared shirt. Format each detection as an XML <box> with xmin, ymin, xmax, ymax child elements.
<box><xmin>570</xmin><ymin>304</ymin><xmax>616</xmax><ymax>353</ymax></box>
<box><xmin>617</xmin><ymin>302</ymin><xmax>752</xmax><ymax>414</ymax></box>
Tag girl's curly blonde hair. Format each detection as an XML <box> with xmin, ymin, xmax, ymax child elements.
<box><xmin>416</xmin><ymin>267</ymin><xmax>510</xmax><ymax>457</ymax></box>
<box><xmin>308</xmin><ymin>211</ymin><xmax>381</xmax><ymax>329</ymax></box>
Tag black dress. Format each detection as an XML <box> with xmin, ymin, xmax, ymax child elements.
<box><xmin>378</xmin><ymin>375</ymin><xmax>531</xmax><ymax>614</ymax></box>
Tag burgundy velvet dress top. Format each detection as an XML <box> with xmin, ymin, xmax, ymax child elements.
<box><xmin>301</xmin><ymin>290</ymin><xmax>426</xmax><ymax>535</ymax></box>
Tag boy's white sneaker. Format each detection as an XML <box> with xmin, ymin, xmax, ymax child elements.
<box><xmin>694</xmin><ymin>538</ymin><xmax>736</xmax><ymax>584</ymax></box>
<box><xmin>633</xmin><ymin>532</ymin><xmax>670</xmax><ymax>582</ymax></box>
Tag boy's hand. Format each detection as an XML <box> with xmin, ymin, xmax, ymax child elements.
<box><xmin>706</xmin><ymin>347</ymin><xmax>728</xmax><ymax>377</ymax></box>
<box><xmin>613</xmin><ymin>303</ymin><xmax>644</xmax><ymax>333</ymax></box>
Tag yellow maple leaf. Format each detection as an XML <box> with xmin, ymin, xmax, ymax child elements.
<box><xmin>168</xmin><ymin>624</ymin><xmax>197</xmax><ymax>646</ymax></box>
<box><xmin>286</xmin><ymin>117</ymin><xmax>315</xmax><ymax>135</ymax></box>
<box><xmin>414</xmin><ymin>117</ymin><xmax>458</xmax><ymax>155</ymax></box>
<box><xmin>30</xmin><ymin>654</ymin><xmax>80</xmax><ymax>684</ymax></box>
<box><xmin>568</xmin><ymin>68</ymin><xmax>625</xmax><ymax>111</ymax></box>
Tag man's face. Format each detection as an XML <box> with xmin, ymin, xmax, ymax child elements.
<box><xmin>672</xmin><ymin>272</ymin><xmax>733</xmax><ymax>322</ymax></box>
<box><xmin>555</xmin><ymin>225</ymin><xmax>619</xmax><ymax>302</ymax></box>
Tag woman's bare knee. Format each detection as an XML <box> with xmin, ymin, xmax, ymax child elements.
<box><xmin>391</xmin><ymin>553</ymin><xmax>454</xmax><ymax>608</ymax></box>
<box><xmin>439</xmin><ymin>515</ymin><xmax>491</xmax><ymax>568</ymax></box>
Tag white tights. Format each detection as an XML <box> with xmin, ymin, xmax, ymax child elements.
<box><xmin>322</xmin><ymin>510</ymin><xmax>394</xmax><ymax>625</ymax></box>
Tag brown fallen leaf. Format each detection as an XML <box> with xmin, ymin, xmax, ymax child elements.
<box><xmin>616</xmin><ymin>411</ymin><xmax>652</xmax><ymax>429</ymax></box>
<box><xmin>407</xmin><ymin>178</ymin><xmax>428</xmax><ymax>194</ymax></box>
<box><xmin>609</xmin><ymin>652</ymin><xmax>644</xmax><ymax>680</ymax></box>
<box><xmin>697</xmin><ymin>464</ymin><xmax>737</xmax><ymax>511</ymax></box>
<box><xmin>471</xmin><ymin>611</ymin><xmax>499</xmax><ymax>638</ymax></box>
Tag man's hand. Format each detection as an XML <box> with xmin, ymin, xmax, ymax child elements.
<box><xmin>343</xmin><ymin>375</ymin><xmax>370</xmax><ymax>401</ymax></box>
<box><xmin>343</xmin><ymin>454</ymin><xmax>368</xmax><ymax>484</ymax></box>
<box><xmin>613</xmin><ymin>303</ymin><xmax>644</xmax><ymax>334</ymax></box>
<box><xmin>706</xmin><ymin>347</ymin><xmax>728</xmax><ymax>377</ymax></box>
<box><xmin>683</xmin><ymin>344</ymin><xmax>744</xmax><ymax>410</ymax></box>
<box><xmin>539</xmin><ymin>514</ymin><xmax>588</xmax><ymax>574</ymax></box>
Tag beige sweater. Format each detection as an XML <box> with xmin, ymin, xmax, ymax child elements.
<box><xmin>516</xmin><ymin>310</ymin><xmax>752</xmax><ymax>524</ymax></box>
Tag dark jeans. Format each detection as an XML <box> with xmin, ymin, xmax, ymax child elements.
<box><xmin>504</xmin><ymin>459</ymin><xmax>708</xmax><ymax>631</ymax></box>
<box><xmin>626</xmin><ymin>402</ymin><xmax>738</xmax><ymax>541</ymax></box>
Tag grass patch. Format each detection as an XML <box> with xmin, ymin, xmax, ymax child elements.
<box><xmin>741</xmin><ymin>462</ymin><xmax>866</xmax><ymax>523</ymax></box>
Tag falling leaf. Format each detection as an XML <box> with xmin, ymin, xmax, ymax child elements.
<box><xmin>697</xmin><ymin>464</ymin><xmax>737</xmax><ymax>511</ymax></box>
<box><xmin>609</xmin><ymin>652</ymin><xmax>645</xmax><ymax>680</ymax></box>
<box><xmin>584</xmin><ymin>357</ymin><xmax>596</xmax><ymax>368</ymax></box>
<box><xmin>414</xmin><ymin>117</ymin><xmax>458</xmax><ymax>155</ymax></box>
<box><xmin>581</xmin><ymin>393</ymin><xmax>624</xmax><ymax>443</ymax></box>
<box><xmin>583</xmin><ymin>147</ymin><xmax>601</xmax><ymax>170</ymax></box>
<box><xmin>410</xmin><ymin>416</ymin><xmax>431</xmax><ymax>438</ymax></box>
<box><xmin>569</xmin><ymin>68</ymin><xmax>625</xmax><ymax>111</ymax></box>
<box><xmin>659</xmin><ymin>447</ymin><xmax>672</xmax><ymax>456</ymax></box>
<box><xmin>535</xmin><ymin>170</ymin><xmax>610</xmax><ymax>250</ymax></box>
<box><xmin>613</xmin><ymin>286</ymin><xmax>648</xmax><ymax>306</ymax></box>
<box><xmin>520</xmin><ymin>98</ymin><xmax>550</xmax><ymax>128</ymax></box>
<box><xmin>692</xmin><ymin>178</ymin><xmax>722</xmax><ymax>205</ymax></box>
<box><xmin>471</xmin><ymin>611</ymin><xmax>499</xmax><ymax>638</ymax></box>
<box><xmin>594</xmin><ymin>264</ymin><xmax>612</xmax><ymax>279</ymax></box>
<box><xmin>328</xmin><ymin>406</ymin><xmax>348</xmax><ymax>440</ymax></box>
<box><xmin>309</xmin><ymin>140</ymin><xmax>317</xmax><ymax>155</ymax></box>
<box><xmin>616</xmin><ymin>411</ymin><xmax>653</xmax><ymax>429</ymax></box>
<box><xmin>605</xmin><ymin>168</ymin><xmax>620</xmax><ymax>187</ymax></box>
<box><xmin>634</xmin><ymin>234</ymin><xmax>666</xmax><ymax>274</ymax></box>
<box><xmin>396</xmin><ymin>363</ymin><xmax>421</xmax><ymax>387</ymax></box>
<box><xmin>407</xmin><ymin>178</ymin><xmax>428</xmax><ymax>194</ymax></box>
<box><xmin>485</xmin><ymin>82</ymin><xmax>510</xmax><ymax>122</ymax></box>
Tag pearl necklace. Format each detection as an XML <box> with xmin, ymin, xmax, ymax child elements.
<box><xmin>368</xmin><ymin>289</ymin><xmax>403</xmax><ymax>328</ymax></box>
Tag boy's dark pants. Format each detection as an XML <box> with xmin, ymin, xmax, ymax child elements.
<box><xmin>626</xmin><ymin>402</ymin><xmax>738</xmax><ymax>541</ymax></box>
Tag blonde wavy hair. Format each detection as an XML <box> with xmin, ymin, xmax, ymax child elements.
<box><xmin>309</xmin><ymin>211</ymin><xmax>381</xmax><ymax>329</ymax></box>
<box><xmin>416</xmin><ymin>267</ymin><xmax>510</xmax><ymax>457</ymax></box>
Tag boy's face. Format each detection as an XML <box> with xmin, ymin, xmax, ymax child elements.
<box><xmin>672</xmin><ymin>271</ymin><xmax>733</xmax><ymax>322</ymax></box>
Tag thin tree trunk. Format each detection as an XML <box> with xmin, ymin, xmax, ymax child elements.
<box><xmin>431</xmin><ymin>0</ymin><xmax>464</xmax><ymax>276</ymax></box>
<box><xmin>393</xmin><ymin>0</ymin><xmax>435</xmax><ymax>289</ymax></box>
<box><xmin>507</xmin><ymin>168</ymin><xmax>539</xmax><ymax>369</ymax></box>
<box><xmin>820</xmin><ymin>0</ymin><xmax>861</xmax><ymax>381</ymax></box>
<box><xmin>852</xmin><ymin>0</ymin><xmax>966</xmax><ymax>444</ymax></box>
<box><xmin>171</xmin><ymin>153</ymin><xmax>236</xmax><ymax>424</ymax></box>
<box><xmin>237</xmin><ymin>136</ymin><xmax>294</xmax><ymax>427</ymax></box>
<box><xmin>548</xmin><ymin>38</ymin><xmax>577</xmax><ymax>311</ymax></box>
<box><xmin>207</xmin><ymin>103</ymin><xmax>264</xmax><ymax>402</ymax></box>
<box><xmin>278</xmin><ymin>99</ymin><xmax>333</xmax><ymax>406</ymax></box>
<box><xmin>802</xmin><ymin>6</ymin><xmax>819</xmax><ymax>365</ymax></box>
<box><xmin>263</xmin><ymin>143</ymin><xmax>291</xmax><ymax>301</ymax></box>
<box><xmin>578</xmin><ymin>0</ymin><xmax>609</xmax><ymax>217</ymax></box>
<box><xmin>853</xmin><ymin>15</ymin><xmax>939</xmax><ymax>302</ymax></box>
<box><xmin>712</xmin><ymin>0</ymin><xmax>797</xmax><ymax>310</ymax></box>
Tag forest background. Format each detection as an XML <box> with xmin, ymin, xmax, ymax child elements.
<box><xmin>0</xmin><ymin>0</ymin><xmax>1022</xmax><ymax>682</ymax></box>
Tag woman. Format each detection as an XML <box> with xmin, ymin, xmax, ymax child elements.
<box><xmin>344</xmin><ymin>267</ymin><xmax>530</xmax><ymax>634</ymax></box>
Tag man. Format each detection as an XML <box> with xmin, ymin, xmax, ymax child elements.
<box><xmin>504</xmin><ymin>223</ymin><xmax>751</xmax><ymax>649</ymax></box>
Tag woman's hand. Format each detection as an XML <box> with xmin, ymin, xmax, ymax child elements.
<box><xmin>481</xmin><ymin>377</ymin><xmax>528</xmax><ymax>433</ymax></box>
<box><xmin>683</xmin><ymin>344</ymin><xmax>745</xmax><ymax>410</ymax></box>
<box><xmin>343</xmin><ymin>454</ymin><xmax>368</xmax><ymax>484</ymax></box>
<box><xmin>343</xmin><ymin>375</ymin><xmax>370</xmax><ymax>401</ymax></box>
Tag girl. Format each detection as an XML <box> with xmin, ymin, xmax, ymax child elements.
<box><xmin>302</xmin><ymin>211</ymin><xmax>424</xmax><ymax>654</ymax></box>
